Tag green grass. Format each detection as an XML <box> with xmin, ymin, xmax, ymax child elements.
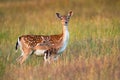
<box><xmin>0</xmin><ymin>0</ymin><xmax>120</xmax><ymax>80</ymax></box>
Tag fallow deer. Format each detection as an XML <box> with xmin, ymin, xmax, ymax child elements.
<box><xmin>15</xmin><ymin>11</ymin><xmax>73</xmax><ymax>64</ymax></box>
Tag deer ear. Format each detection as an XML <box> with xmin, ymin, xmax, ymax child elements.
<box><xmin>56</xmin><ymin>13</ymin><xmax>61</xmax><ymax>19</ymax></box>
<box><xmin>68</xmin><ymin>11</ymin><xmax>73</xmax><ymax>17</ymax></box>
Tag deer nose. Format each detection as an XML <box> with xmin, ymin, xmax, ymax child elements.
<box><xmin>65</xmin><ymin>22</ymin><xmax>68</xmax><ymax>24</ymax></box>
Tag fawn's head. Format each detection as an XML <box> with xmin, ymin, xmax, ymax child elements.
<box><xmin>56</xmin><ymin>11</ymin><xmax>73</xmax><ymax>26</ymax></box>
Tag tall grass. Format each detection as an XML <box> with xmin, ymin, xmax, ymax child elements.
<box><xmin>0</xmin><ymin>0</ymin><xmax>120</xmax><ymax>80</ymax></box>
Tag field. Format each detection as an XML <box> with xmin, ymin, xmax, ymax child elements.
<box><xmin>0</xmin><ymin>0</ymin><xmax>120</xmax><ymax>80</ymax></box>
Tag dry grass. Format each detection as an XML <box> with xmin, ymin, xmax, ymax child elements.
<box><xmin>2</xmin><ymin>53</ymin><xmax>120</xmax><ymax>80</ymax></box>
<box><xmin>0</xmin><ymin>0</ymin><xmax>120</xmax><ymax>80</ymax></box>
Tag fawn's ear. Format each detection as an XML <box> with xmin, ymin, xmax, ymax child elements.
<box><xmin>56</xmin><ymin>13</ymin><xmax>62</xmax><ymax>19</ymax></box>
<box><xmin>68</xmin><ymin>11</ymin><xmax>73</xmax><ymax>18</ymax></box>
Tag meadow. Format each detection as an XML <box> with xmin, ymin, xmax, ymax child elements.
<box><xmin>0</xmin><ymin>0</ymin><xmax>120</xmax><ymax>80</ymax></box>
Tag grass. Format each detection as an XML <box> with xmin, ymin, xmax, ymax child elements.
<box><xmin>0</xmin><ymin>0</ymin><xmax>120</xmax><ymax>80</ymax></box>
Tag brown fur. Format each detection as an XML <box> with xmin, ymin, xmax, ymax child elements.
<box><xmin>15</xmin><ymin>11</ymin><xmax>73</xmax><ymax>64</ymax></box>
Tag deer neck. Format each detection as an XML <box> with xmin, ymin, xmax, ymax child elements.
<box><xmin>62</xmin><ymin>25</ymin><xmax>69</xmax><ymax>39</ymax></box>
<box><xmin>58</xmin><ymin>24</ymin><xmax>69</xmax><ymax>53</ymax></box>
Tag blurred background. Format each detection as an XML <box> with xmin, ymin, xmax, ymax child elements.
<box><xmin>0</xmin><ymin>0</ymin><xmax>120</xmax><ymax>80</ymax></box>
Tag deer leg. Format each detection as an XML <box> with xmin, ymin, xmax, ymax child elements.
<box><xmin>20</xmin><ymin>50</ymin><xmax>33</xmax><ymax>64</ymax></box>
<box><xmin>16</xmin><ymin>54</ymin><xmax>23</xmax><ymax>63</ymax></box>
<box><xmin>44</xmin><ymin>50</ymin><xmax>51</xmax><ymax>64</ymax></box>
<box><xmin>19</xmin><ymin>54</ymin><xmax>28</xmax><ymax>64</ymax></box>
<box><xmin>17</xmin><ymin>48</ymin><xmax>32</xmax><ymax>64</ymax></box>
<box><xmin>16</xmin><ymin>47</ymin><xmax>25</xmax><ymax>64</ymax></box>
<box><xmin>53</xmin><ymin>55</ymin><xmax>59</xmax><ymax>61</ymax></box>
